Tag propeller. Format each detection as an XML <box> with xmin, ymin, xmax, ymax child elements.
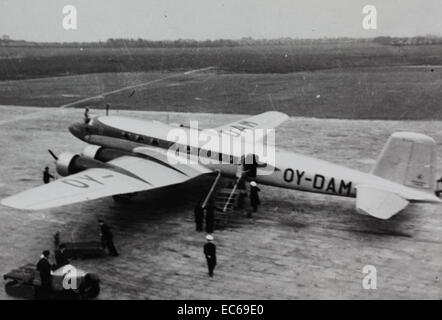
<box><xmin>48</xmin><ymin>149</ymin><xmax>58</xmax><ymax>161</ymax></box>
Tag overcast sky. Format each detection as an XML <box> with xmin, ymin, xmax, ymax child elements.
<box><xmin>1</xmin><ymin>0</ymin><xmax>441</xmax><ymax>42</ymax></box>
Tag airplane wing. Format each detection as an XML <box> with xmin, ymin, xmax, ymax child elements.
<box><xmin>215</xmin><ymin>111</ymin><xmax>289</xmax><ymax>141</ymax></box>
<box><xmin>1</xmin><ymin>155</ymin><xmax>212</xmax><ymax>211</ymax></box>
<box><xmin>355</xmin><ymin>185</ymin><xmax>409</xmax><ymax>220</ymax></box>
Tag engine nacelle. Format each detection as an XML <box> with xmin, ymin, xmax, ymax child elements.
<box><xmin>81</xmin><ymin>145</ymin><xmax>102</xmax><ymax>160</ymax></box>
<box><xmin>81</xmin><ymin>145</ymin><xmax>132</xmax><ymax>163</ymax></box>
<box><xmin>56</xmin><ymin>152</ymin><xmax>109</xmax><ymax>177</ymax></box>
<box><xmin>56</xmin><ymin>152</ymin><xmax>80</xmax><ymax>177</ymax></box>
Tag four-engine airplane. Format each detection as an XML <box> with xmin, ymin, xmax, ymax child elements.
<box><xmin>1</xmin><ymin>70</ymin><xmax>441</xmax><ymax>219</ymax></box>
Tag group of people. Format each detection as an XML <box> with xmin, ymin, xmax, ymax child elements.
<box><xmin>194</xmin><ymin>201</ymin><xmax>215</xmax><ymax>233</ymax></box>
<box><xmin>35</xmin><ymin>244</ymin><xmax>70</xmax><ymax>299</ymax></box>
<box><xmin>34</xmin><ymin>219</ymin><xmax>118</xmax><ymax>299</ymax></box>
<box><xmin>194</xmin><ymin>180</ymin><xmax>261</xmax><ymax>231</ymax></box>
<box><xmin>42</xmin><ymin>144</ymin><xmax>262</xmax><ymax>281</ymax></box>
<box><xmin>198</xmin><ymin>180</ymin><xmax>261</xmax><ymax>278</ymax></box>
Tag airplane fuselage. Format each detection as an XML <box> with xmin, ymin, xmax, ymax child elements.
<box><xmin>69</xmin><ymin>116</ymin><xmax>439</xmax><ymax>203</ymax></box>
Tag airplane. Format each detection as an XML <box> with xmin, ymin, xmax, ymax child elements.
<box><xmin>1</xmin><ymin>71</ymin><xmax>441</xmax><ymax>220</ymax></box>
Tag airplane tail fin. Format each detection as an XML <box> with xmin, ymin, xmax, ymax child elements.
<box><xmin>371</xmin><ymin>132</ymin><xmax>437</xmax><ymax>193</ymax></box>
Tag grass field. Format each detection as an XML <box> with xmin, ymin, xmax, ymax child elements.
<box><xmin>0</xmin><ymin>66</ymin><xmax>441</xmax><ymax>120</ymax></box>
<box><xmin>0</xmin><ymin>41</ymin><xmax>441</xmax><ymax>120</ymax></box>
<box><xmin>2</xmin><ymin>42</ymin><xmax>442</xmax><ymax>79</ymax></box>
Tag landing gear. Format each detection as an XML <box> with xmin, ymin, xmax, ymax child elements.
<box><xmin>112</xmin><ymin>193</ymin><xmax>137</xmax><ymax>204</ymax></box>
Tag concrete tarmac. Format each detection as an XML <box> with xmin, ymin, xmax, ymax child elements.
<box><xmin>0</xmin><ymin>106</ymin><xmax>441</xmax><ymax>299</ymax></box>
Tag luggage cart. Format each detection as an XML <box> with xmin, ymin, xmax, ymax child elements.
<box><xmin>3</xmin><ymin>263</ymin><xmax>100</xmax><ymax>300</ymax></box>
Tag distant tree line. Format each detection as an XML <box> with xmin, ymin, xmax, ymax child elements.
<box><xmin>1</xmin><ymin>36</ymin><xmax>442</xmax><ymax>48</ymax></box>
<box><xmin>373</xmin><ymin>36</ymin><xmax>442</xmax><ymax>46</ymax></box>
<box><xmin>0</xmin><ymin>37</ymin><xmax>374</xmax><ymax>48</ymax></box>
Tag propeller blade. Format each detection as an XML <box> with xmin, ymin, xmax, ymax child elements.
<box><xmin>48</xmin><ymin>149</ymin><xmax>58</xmax><ymax>161</ymax></box>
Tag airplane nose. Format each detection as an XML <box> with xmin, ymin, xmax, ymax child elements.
<box><xmin>69</xmin><ymin>122</ymin><xmax>86</xmax><ymax>139</ymax></box>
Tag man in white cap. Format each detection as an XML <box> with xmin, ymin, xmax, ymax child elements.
<box><xmin>249</xmin><ymin>181</ymin><xmax>261</xmax><ymax>217</ymax></box>
<box><xmin>203</xmin><ymin>234</ymin><xmax>217</xmax><ymax>277</ymax></box>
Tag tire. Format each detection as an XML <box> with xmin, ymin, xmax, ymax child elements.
<box><xmin>5</xmin><ymin>281</ymin><xmax>35</xmax><ymax>300</ymax></box>
<box><xmin>79</xmin><ymin>273</ymin><xmax>100</xmax><ymax>299</ymax></box>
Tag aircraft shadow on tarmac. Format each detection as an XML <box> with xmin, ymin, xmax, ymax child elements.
<box><xmin>49</xmin><ymin>175</ymin><xmax>215</xmax><ymax>243</ymax></box>
<box><xmin>270</xmin><ymin>195</ymin><xmax>418</xmax><ymax>239</ymax></box>
<box><xmin>48</xmin><ymin>173</ymin><xmax>428</xmax><ymax>248</ymax></box>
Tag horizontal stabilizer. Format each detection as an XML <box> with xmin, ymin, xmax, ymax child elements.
<box><xmin>356</xmin><ymin>185</ymin><xmax>409</xmax><ymax>220</ymax></box>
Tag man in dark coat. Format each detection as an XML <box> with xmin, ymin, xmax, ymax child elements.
<box><xmin>249</xmin><ymin>181</ymin><xmax>261</xmax><ymax>216</ymax></box>
<box><xmin>35</xmin><ymin>250</ymin><xmax>52</xmax><ymax>299</ymax></box>
<box><xmin>205</xmin><ymin>201</ymin><xmax>215</xmax><ymax>234</ymax></box>
<box><xmin>54</xmin><ymin>244</ymin><xmax>70</xmax><ymax>269</ymax></box>
<box><xmin>98</xmin><ymin>219</ymin><xmax>119</xmax><ymax>257</ymax></box>
<box><xmin>203</xmin><ymin>235</ymin><xmax>217</xmax><ymax>277</ymax></box>
<box><xmin>43</xmin><ymin>167</ymin><xmax>54</xmax><ymax>184</ymax></box>
<box><xmin>84</xmin><ymin>107</ymin><xmax>90</xmax><ymax>124</ymax></box>
<box><xmin>194</xmin><ymin>204</ymin><xmax>204</xmax><ymax>232</ymax></box>
<box><xmin>436</xmin><ymin>176</ymin><xmax>442</xmax><ymax>197</ymax></box>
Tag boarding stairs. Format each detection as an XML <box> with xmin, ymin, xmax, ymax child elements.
<box><xmin>213</xmin><ymin>176</ymin><xmax>244</xmax><ymax>228</ymax></box>
<box><xmin>201</xmin><ymin>165</ymin><xmax>249</xmax><ymax>229</ymax></box>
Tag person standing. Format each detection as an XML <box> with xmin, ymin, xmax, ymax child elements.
<box><xmin>84</xmin><ymin>107</ymin><xmax>90</xmax><ymax>124</ymax></box>
<box><xmin>43</xmin><ymin>167</ymin><xmax>54</xmax><ymax>184</ymax></box>
<box><xmin>35</xmin><ymin>250</ymin><xmax>52</xmax><ymax>300</ymax></box>
<box><xmin>249</xmin><ymin>181</ymin><xmax>261</xmax><ymax>216</ymax></box>
<box><xmin>54</xmin><ymin>244</ymin><xmax>70</xmax><ymax>269</ymax></box>
<box><xmin>98</xmin><ymin>219</ymin><xmax>119</xmax><ymax>257</ymax></box>
<box><xmin>194</xmin><ymin>204</ymin><xmax>204</xmax><ymax>232</ymax></box>
<box><xmin>236</xmin><ymin>177</ymin><xmax>247</xmax><ymax>209</ymax></box>
<box><xmin>203</xmin><ymin>235</ymin><xmax>217</xmax><ymax>277</ymax></box>
<box><xmin>205</xmin><ymin>201</ymin><xmax>215</xmax><ymax>234</ymax></box>
<box><xmin>436</xmin><ymin>176</ymin><xmax>442</xmax><ymax>197</ymax></box>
